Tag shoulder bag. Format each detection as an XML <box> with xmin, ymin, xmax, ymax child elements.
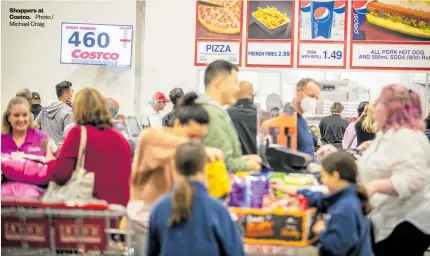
<box><xmin>42</xmin><ymin>126</ymin><xmax>95</xmax><ymax>203</ymax></box>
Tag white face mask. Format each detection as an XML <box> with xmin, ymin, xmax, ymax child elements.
<box><xmin>300</xmin><ymin>96</ymin><xmax>317</xmax><ymax>113</ymax></box>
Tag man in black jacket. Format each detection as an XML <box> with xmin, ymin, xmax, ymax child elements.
<box><xmin>162</xmin><ymin>88</ymin><xmax>184</xmax><ymax>127</ymax></box>
<box><xmin>228</xmin><ymin>81</ymin><xmax>257</xmax><ymax>155</ymax></box>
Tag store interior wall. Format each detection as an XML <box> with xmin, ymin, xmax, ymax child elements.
<box><xmin>142</xmin><ymin>0</ymin><xmax>429</xmax><ymax>114</ymax></box>
<box><xmin>1</xmin><ymin>0</ymin><xmax>138</xmax><ymax>115</ymax></box>
<box><xmin>1</xmin><ymin>0</ymin><xmax>427</xmax><ymax>118</ymax></box>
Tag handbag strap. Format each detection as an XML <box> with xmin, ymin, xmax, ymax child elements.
<box><xmin>347</xmin><ymin>134</ymin><xmax>357</xmax><ymax>151</ymax></box>
<box><xmin>75</xmin><ymin>126</ymin><xmax>87</xmax><ymax>170</ymax></box>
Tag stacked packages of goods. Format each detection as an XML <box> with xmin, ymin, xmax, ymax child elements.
<box><xmin>228</xmin><ymin>171</ymin><xmax>324</xmax><ymax>247</ymax></box>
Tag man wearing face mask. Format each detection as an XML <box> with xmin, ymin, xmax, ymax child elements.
<box><xmin>292</xmin><ymin>78</ymin><xmax>320</xmax><ymax>156</ymax></box>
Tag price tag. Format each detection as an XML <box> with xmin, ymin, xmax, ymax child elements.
<box><xmin>247</xmin><ymin>42</ymin><xmax>292</xmax><ymax>67</ymax></box>
<box><xmin>60</xmin><ymin>23</ymin><xmax>133</xmax><ymax>67</ymax></box>
<box><xmin>298</xmin><ymin>43</ymin><xmax>344</xmax><ymax>67</ymax></box>
<box><xmin>351</xmin><ymin>44</ymin><xmax>430</xmax><ymax>70</ymax></box>
<box><xmin>196</xmin><ymin>41</ymin><xmax>240</xmax><ymax>65</ymax></box>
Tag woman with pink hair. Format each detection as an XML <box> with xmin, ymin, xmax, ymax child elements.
<box><xmin>358</xmin><ymin>84</ymin><xmax>430</xmax><ymax>255</ymax></box>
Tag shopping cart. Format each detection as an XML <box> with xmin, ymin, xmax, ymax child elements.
<box><xmin>1</xmin><ymin>198</ymin><xmax>134</xmax><ymax>256</ymax></box>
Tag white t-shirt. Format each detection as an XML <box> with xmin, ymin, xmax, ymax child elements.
<box><xmin>141</xmin><ymin>107</ymin><xmax>163</xmax><ymax>128</ymax></box>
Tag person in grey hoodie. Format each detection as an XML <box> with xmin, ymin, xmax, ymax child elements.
<box><xmin>35</xmin><ymin>81</ymin><xmax>73</xmax><ymax>146</ymax></box>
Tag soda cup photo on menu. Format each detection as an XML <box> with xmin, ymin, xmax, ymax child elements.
<box><xmin>300</xmin><ymin>0</ymin><xmax>312</xmax><ymax>39</ymax></box>
<box><xmin>310</xmin><ymin>0</ymin><xmax>335</xmax><ymax>39</ymax></box>
<box><xmin>332</xmin><ymin>1</ymin><xmax>346</xmax><ymax>40</ymax></box>
<box><xmin>352</xmin><ymin>0</ymin><xmax>370</xmax><ymax>40</ymax></box>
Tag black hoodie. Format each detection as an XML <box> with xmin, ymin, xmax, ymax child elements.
<box><xmin>31</xmin><ymin>104</ymin><xmax>42</xmax><ymax>119</ymax></box>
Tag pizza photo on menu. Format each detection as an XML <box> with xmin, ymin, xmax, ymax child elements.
<box><xmin>352</xmin><ymin>0</ymin><xmax>430</xmax><ymax>41</ymax></box>
<box><xmin>196</xmin><ymin>0</ymin><xmax>243</xmax><ymax>39</ymax></box>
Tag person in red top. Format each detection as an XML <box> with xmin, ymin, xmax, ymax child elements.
<box><xmin>46</xmin><ymin>87</ymin><xmax>132</xmax><ymax>206</ymax></box>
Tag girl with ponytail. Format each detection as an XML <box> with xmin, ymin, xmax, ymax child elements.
<box><xmin>271</xmin><ymin>151</ymin><xmax>373</xmax><ymax>256</ymax></box>
<box><xmin>147</xmin><ymin>141</ymin><xmax>244</xmax><ymax>256</ymax></box>
<box><xmin>123</xmin><ymin>92</ymin><xmax>223</xmax><ymax>255</ymax></box>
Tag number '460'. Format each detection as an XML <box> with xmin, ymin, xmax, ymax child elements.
<box><xmin>68</xmin><ymin>31</ymin><xmax>110</xmax><ymax>48</ymax></box>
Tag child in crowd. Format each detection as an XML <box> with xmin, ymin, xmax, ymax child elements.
<box><xmin>146</xmin><ymin>141</ymin><xmax>244</xmax><ymax>256</ymax></box>
<box><xmin>271</xmin><ymin>151</ymin><xmax>373</xmax><ymax>256</ymax></box>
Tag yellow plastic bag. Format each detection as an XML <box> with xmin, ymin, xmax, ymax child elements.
<box><xmin>206</xmin><ymin>160</ymin><xmax>231</xmax><ymax>199</ymax></box>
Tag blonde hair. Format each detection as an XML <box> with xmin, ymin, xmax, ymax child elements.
<box><xmin>72</xmin><ymin>87</ymin><xmax>113</xmax><ymax>130</ymax></box>
<box><xmin>1</xmin><ymin>97</ymin><xmax>38</xmax><ymax>134</ymax></box>
<box><xmin>330</xmin><ymin>102</ymin><xmax>344</xmax><ymax>114</ymax></box>
<box><xmin>361</xmin><ymin>102</ymin><xmax>377</xmax><ymax>133</ymax></box>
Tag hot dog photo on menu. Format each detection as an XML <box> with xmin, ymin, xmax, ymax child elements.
<box><xmin>352</xmin><ymin>0</ymin><xmax>430</xmax><ymax>41</ymax></box>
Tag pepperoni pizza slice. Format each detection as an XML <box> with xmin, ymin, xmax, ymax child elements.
<box><xmin>197</xmin><ymin>0</ymin><xmax>242</xmax><ymax>35</ymax></box>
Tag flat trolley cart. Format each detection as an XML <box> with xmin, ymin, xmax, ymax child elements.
<box><xmin>1</xmin><ymin>199</ymin><xmax>134</xmax><ymax>256</ymax></box>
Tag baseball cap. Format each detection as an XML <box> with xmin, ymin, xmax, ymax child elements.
<box><xmin>152</xmin><ymin>92</ymin><xmax>170</xmax><ymax>103</ymax></box>
<box><xmin>32</xmin><ymin>92</ymin><xmax>41</xmax><ymax>100</ymax></box>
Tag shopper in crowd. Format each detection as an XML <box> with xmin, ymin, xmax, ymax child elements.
<box><xmin>16</xmin><ymin>89</ymin><xmax>33</xmax><ymax>105</ymax></box>
<box><xmin>270</xmin><ymin>107</ymin><xmax>280</xmax><ymax>118</ymax></box>
<box><xmin>319</xmin><ymin>102</ymin><xmax>349</xmax><ymax>148</ymax></box>
<box><xmin>141</xmin><ymin>92</ymin><xmax>170</xmax><ymax>128</ymax></box>
<box><xmin>16</xmin><ymin>89</ymin><xmax>34</xmax><ymax>119</ymax></box>
<box><xmin>35</xmin><ymin>81</ymin><xmax>73</xmax><ymax>146</ymax></box>
<box><xmin>125</xmin><ymin>92</ymin><xmax>222</xmax><ymax>254</ymax></box>
<box><xmin>342</xmin><ymin>101</ymin><xmax>368</xmax><ymax>150</ymax></box>
<box><xmin>162</xmin><ymin>87</ymin><xmax>184</xmax><ymax>127</ymax></box>
<box><xmin>355</xmin><ymin>102</ymin><xmax>377</xmax><ymax>146</ymax></box>
<box><xmin>359</xmin><ymin>84</ymin><xmax>430</xmax><ymax>255</ymax></box>
<box><xmin>291</xmin><ymin>78</ymin><xmax>321</xmax><ymax>156</ymax></box>
<box><xmin>259</xmin><ymin>110</ymin><xmax>272</xmax><ymax>125</ymax></box>
<box><xmin>31</xmin><ymin>92</ymin><xmax>42</xmax><ymax>118</ymax></box>
<box><xmin>105</xmin><ymin>97</ymin><xmax>128</xmax><ymax>136</ymax></box>
<box><xmin>46</xmin><ymin>87</ymin><xmax>131</xmax><ymax>206</ymax></box>
<box><xmin>272</xmin><ymin>151</ymin><xmax>373</xmax><ymax>256</ymax></box>
<box><xmin>197</xmin><ymin>60</ymin><xmax>261</xmax><ymax>172</ymax></box>
<box><xmin>1</xmin><ymin>97</ymin><xmax>49</xmax><ymax>197</ymax></box>
<box><xmin>147</xmin><ymin>141</ymin><xmax>244</xmax><ymax>256</ymax></box>
<box><xmin>228</xmin><ymin>80</ymin><xmax>257</xmax><ymax>155</ymax></box>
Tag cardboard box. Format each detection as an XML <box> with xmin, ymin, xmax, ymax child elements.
<box><xmin>229</xmin><ymin>207</ymin><xmax>318</xmax><ymax>247</ymax></box>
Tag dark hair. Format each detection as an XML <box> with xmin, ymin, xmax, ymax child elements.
<box><xmin>175</xmin><ymin>92</ymin><xmax>209</xmax><ymax>125</ymax></box>
<box><xmin>321</xmin><ymin>151</ymin><xmax>372</xmax><ymax>215</ymax></box>
<box><xmin>169</xmin><ymin>141</ymin><xmax>207</xmax><ymax>226</ymax></box>
<box><xmin>32</xmin><ymin>92</ymin><xmax>41</xmax><ymax>100</ymax></box>
<box><xmin>56</xmin><ymin>81</ymin><xmax>73</xmax><ymax>98</ymax></box>
<box><xmin>204</xmin><ymin>60</ymin><xmax>238</xmax><ymax>88</ymax></box>
<box><xmin>169</xmin><ymin>88</ymin><xmax>185</xmax><ymax>105</ymax></box>
<box><xmin>16</xmin><ymin>89</ymin><xmax>32</xmax><ymax>103</ymax></box>
<box><xmin>271</xmin><ymin>107</ymin><xmax>280</xmax><ymax>112</ymax></box>
<box><xmin>297</xmin><ymin>78</ymin><xmax>319</xmax><ymax>88</ymax></box>
<box><xmin>426</xmin><ymin>116</ymin><xmax>430</xmax><ymax>130</ymax></box>
<box><xmin>357</xmin><ymin>101</ymin><xmax>369</xmax><ymax>116</ymax></box>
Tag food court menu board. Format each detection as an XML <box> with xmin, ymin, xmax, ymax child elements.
<box><xmin>194</xmin><ymin>0</ymin><xmax>244</xmax><ymax>66</ymax></box>
<box><xmin>245</xmin><ymin>1</ymin><xmax>295</xmax><ymax>68</ymax></box>
<box><xmin>193</xmin><ymin>0</ymin><xmax>430</xmax><ymax>71</ymax></box>
<box><xmin>297</xmin><ymin>0</ymin><xmax>348</xmax><ymax>69</ymax></box>
<box><xmin>350</xmin><ymin>0</ymin><xmax>430</xmax><ymax>70</ymax></box>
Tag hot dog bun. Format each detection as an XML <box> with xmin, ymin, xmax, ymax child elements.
<box><xmin>367</xmin><ymin>2</ymin><xmax>430</xmax><ymax>21</ymax></box>
<box><xmin>366</xmin><ymin>1</ymin><xmax>430</xmax><ymax>39</ymax></box>
<box><xmin>366</xmin><ymin>14</ymin><xmax>430</xmax><ymax>38</ymax></box>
